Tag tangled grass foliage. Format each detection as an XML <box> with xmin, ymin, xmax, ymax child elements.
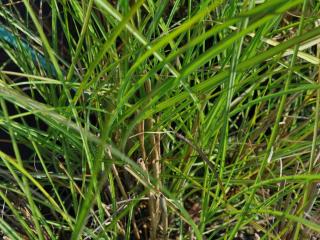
<box><xmin>0</xmin><ymin>0</ymin><xmax>320</xmax><ymax>239</ymax></box>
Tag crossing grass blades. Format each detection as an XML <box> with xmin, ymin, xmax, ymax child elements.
<box><xmin>1</xmin><ymin>0</ymin><xmax>320</xmax><ymax>239</ymax></box>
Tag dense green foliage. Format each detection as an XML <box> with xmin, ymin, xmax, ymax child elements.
<box><xmin>0</xmin><ymin>0</ymin><xmax>320</xmax><ymax>239</ymax></box>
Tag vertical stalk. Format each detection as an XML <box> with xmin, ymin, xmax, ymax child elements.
<box><xmin>144</xmin><ymin>79</ymin><xmax>164</xmax><ymax>239</ymax></box>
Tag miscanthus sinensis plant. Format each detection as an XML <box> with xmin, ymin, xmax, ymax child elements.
<box><xmin>0</xmin><ymin>0</ymin><xmax>320</xmax><ymax>239</ymax></box>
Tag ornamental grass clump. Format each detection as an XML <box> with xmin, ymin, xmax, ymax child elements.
<box><xmin>0</xmin><ymin>0</ymin><xmax>320</xmax><ymax>239</ymax></box>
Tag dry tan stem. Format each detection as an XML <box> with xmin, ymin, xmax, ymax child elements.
<box><xmin>144</xmin><ymin>79</ymin><xmax>166</xmax><ymax>239</ymax></box>
<box><xmin>138</xmin><ymin>120</ymin><xmax>147</xmax><ymax>161</ymax></box>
